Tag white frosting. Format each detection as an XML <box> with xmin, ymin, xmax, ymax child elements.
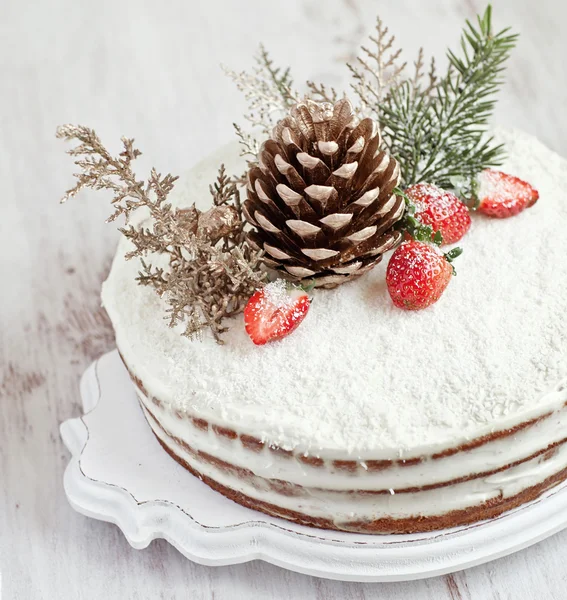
<box><xmin>142</xmin><ymin>388</ymin><xmax>567</xmax><ymax>493</ymax></box>
<box><xmin>102</xmin><ymin>129</ymin><xmax>567</xmax><ymax>457</ymax></box>
<box><xmin>141</xmin><ymin>393</ymin><xmax>567</xmax><ymax>522</ymax></box>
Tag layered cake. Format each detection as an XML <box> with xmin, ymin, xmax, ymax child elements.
<box><xmin>59</xmin><ymin>6</ymin><xmax>567</xmax><ymax>533</ymax></box>
<box><xmin>101</xmin><ymin>128</ymin><xmax>567</xmax><ymax>534</ymax></box>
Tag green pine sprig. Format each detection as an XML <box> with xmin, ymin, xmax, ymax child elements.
<box><xmin>225</xmin><ymin>5</ymin><xmax>516</xmax><ymax>198</ymax></box>
<box><xmin>380</xmin><ymin>5</ymin><xmax>518</xmax><ymax>188</ymax></box>
<box><xmin>223</xmin><ymin>44</ymin><xmax>300</xmax><ymax>158</ymax></box>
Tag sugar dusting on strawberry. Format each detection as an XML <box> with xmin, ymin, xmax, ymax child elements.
<box><xmin>386</xmin><ymin>240</ymin><xmax>462</xmax><ymax>310</ymax></box>
<box><xmin>477</xmin><ymin>169</ymin><xmax>539</xmax><ymax>218</ymax></box>
<box><xmin>244</xmin><ymin>280</ymin><xmax>310</xmax><ymax>345</ymax></box>
<box><xmin>405</xmin><ymin>183</ymin><xmax>471</xmax><ymax>245</ymax></box>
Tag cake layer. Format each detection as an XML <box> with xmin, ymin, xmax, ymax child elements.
<box><xmin>140</xmin><ymin>393</ymin><xmax>567</xmax><ymax>533</ymax></box>
<box><xmin>102</xmin><ymin>129</ymin><xmax>567</xmax><ymax>532</ymax></box>
<box><xmin>134</xmin><ymin>368</ymin><xmax>567</xmax><ymax>493</ymax></box>
<box><xmin>130</xmin><ymin>358</ymin><xmax>567</xmax><ymax>532</ymax></box>
<box><xmin>154</xmin><ymin>431</ymin><xmax>567</xmax><ymax>534</ymax></box>
<box><xmin>102</xmin><ymin>128</ymin><xmax>567</xmax><ymax>458</ymax></box>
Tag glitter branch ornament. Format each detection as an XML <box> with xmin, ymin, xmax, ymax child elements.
<box><xmin>227</xmin><ymin>6</ymin><xmax>516</xmax><ymax>192</ymax></box>
<box><xmin>56</xmin><ymin>125</ymin><xmax>266</xmax><ymax>343</ymax></box>
<box><xmin>243</xmin><ymin>98</ymin><xmax>404</xmax><ymax>288</ymax></box>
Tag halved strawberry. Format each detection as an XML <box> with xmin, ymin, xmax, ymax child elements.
<box><xmin>405</xmin><ymin>183</ymin><xmax>471</xmax><ymax>245</ymax></box>
<box><xmin>477</xmin><ymin>169</ymin><xmax>539</xmax><ymax>218</ymax></box>
<box><xmin>386</xmin><ymin>240</ymin><xmax>462</xmax><ymax>310</ymax></box>
<box><xmin>244</xmin><ymin>280</ymin><xmax>310</xmax><ymax>345</ymax></box>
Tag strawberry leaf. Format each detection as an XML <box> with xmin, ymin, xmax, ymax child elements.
<box><xmin>444</xmin><ymin>246</ymin><xmax>463</xmax><ymax>275</ymax></box>
<box><xmin>394</xmin><ymin>187</ymin><xmax>444</xmax><ymax>246</ymax></box>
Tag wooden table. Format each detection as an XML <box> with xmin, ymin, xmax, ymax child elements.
<box><xmin>2</xmin><ymin>0</ymin><xmax>566</xmax><ymax>597</ymax></box>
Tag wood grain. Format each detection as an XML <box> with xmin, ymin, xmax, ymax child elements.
<box><xmin>1</xmin><ymin>0</ymin><xmax>566</xmax><ymax>598</ymax></box>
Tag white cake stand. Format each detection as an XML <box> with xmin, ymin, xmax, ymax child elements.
<box><xmin>60</xmin><ymin>350</ymin><xmax>567</xmax><ymax>582</ymax></box>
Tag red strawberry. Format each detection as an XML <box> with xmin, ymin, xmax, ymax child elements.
<box><xmin>477</xmin><ymin>169</ymin><xmax>539</xmax><ymax>218</ymax></box>
<box><xmin>405</xmin><ymin>183</ymin><xmax>471</xmax><ymax>245</ymax></box>
<box><xmin>386</xmin><ymin>240</ymin><xmax>461</xmax><ymax>310</ymax></box>
<box><xmin>244</xmin><ymin>280</ymin><xmax>310</xmax><ymax>345</ymax></box>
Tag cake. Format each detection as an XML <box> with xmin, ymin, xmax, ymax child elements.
<box><xmin>100</xmin><ymin>128</ymin><xmax>567</xmax><ymax>534</ymax></box>
<box><xmin>58</xmin><ymin>6</ymin><xmax>567</xmax><ymax>534</ymax></box>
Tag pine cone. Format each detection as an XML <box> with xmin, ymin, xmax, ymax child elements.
<box><xmin>243</xmin><ymin>98</ymin><xmax>405</xmax><ymax>288</ymax></box>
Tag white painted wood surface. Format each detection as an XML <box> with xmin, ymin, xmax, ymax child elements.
<box><xmin>1</xmin><ymin>0</ymin><xmax>566</xmax><ymax>598</ymax></box>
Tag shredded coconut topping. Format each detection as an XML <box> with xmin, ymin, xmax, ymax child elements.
<box><xmin>263</xmin><ymin>279</ymin><xmax>294</xmax><ymax>308</ymax></box>
<box><xmin>102</xmin><ymin>129</ymin><xmax>567</xmax><ymax>455</ymax></box>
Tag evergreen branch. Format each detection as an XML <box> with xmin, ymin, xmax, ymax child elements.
<box><xmin>223</xmin><ymin>44</ymin><xmax>300</xmax><ymax>137</ymax></box>
<box><xmin>258</xmin><ymin>45</ymin><xmax>296</xmax><ymax>105</ymax></box>
<box><xmin>224</xmin><ymin>5</ymin><xmax>515</xmax><ymax>193</ymax></box>
<box><xmin>380</xmin><ymin>4</ymin><xmax>518</xmax><ymax>188</ymax></box>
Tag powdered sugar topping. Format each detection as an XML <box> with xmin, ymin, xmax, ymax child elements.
<box><xmin>263</xmin><ymin>279</ymin><xmax>296</xmax><ymax>308</ymax></box>
<box><xmin>102</xmin><ymin>130</ymin><xmax>567</xmax><ymax>456</ymax></box>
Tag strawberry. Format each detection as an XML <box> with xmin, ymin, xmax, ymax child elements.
<box><xmin>405</xmin><ymin>183</ymin><xmax>471</xmax><ymax>245</ymax></box>
<box><xmin>477</xmin><ymin>169</ymin><xmax>539</xmax><ymax>218</ymax></box>
<box><xmin>244</xmin><ymin>280</ymin><xmax>310</xmax><ymax>345</ymax></box>
<box><xmin>386</xmin><ymin>240</ymin><xmax>462</xmax><ymax>310</ymax></box>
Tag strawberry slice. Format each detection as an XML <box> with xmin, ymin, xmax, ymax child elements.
<box><xmin>405</xmin><ymin>183</ymin><xmax>471</xmax><ymax>245</ymax></box>
<box><xmin>477</xmin><ymin>169</ymin><xmax>539</xmax><ymax>218</ymax></box>
<box><xmin>244</xmin><ymin>280</ymin><xmax>310</xmax><ymax>345</ymax></box>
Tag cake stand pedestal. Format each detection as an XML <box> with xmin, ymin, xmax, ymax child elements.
<box><xmin>60</xmin><ymin>350</ymin><xmax>567</xmax><ymax>582</ymax></box>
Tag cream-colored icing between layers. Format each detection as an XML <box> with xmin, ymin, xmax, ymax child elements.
<box><xmin>141</xmin><ymin>385</ymin><xmax>567</xmax><ymax>492</ymax></box>
<box><xmin>138</xmin><ymin>388</ymin><xmax>567</xmax><ymax>521</ymax></box>
<box><xmin>102</xmin><ymin>128</ymin><xmax>567</xmax><ymax>459</ymax></box>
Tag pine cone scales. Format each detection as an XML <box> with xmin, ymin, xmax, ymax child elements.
<box><xmin>243</xmin><ymin>98</ymin><xmax>405</xmax><ymax>288</ymax></box>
